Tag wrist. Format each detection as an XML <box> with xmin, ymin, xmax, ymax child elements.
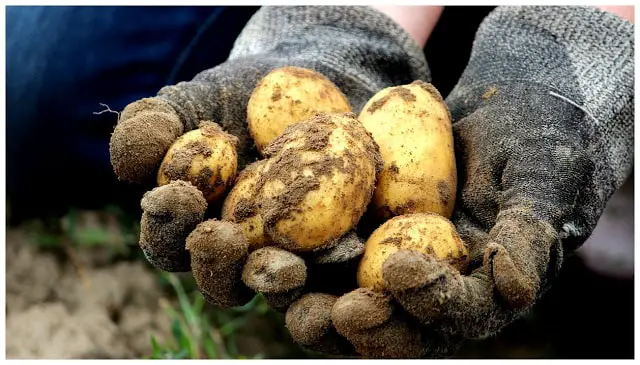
<box><xmin>597</xmin><ymin>5</ymin><xmax>634</xmax><ymax>24</ymax></box>
<box><xmin>371</xmin><ymin>5</ymin><xmax>443</xmax><ymax>48</ymax></box>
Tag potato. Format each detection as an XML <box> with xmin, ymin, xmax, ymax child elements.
<box><xmin>157</xmin><ymin>121</ymin><xmax>238</xmax><ymax>204</ymax></box>
<box><xmin>358</xmin><ymin>81</ymin><xmax>457</xmax><ymax>221</ymax></box>
<box><xmin>221</xmin><ymin>160</ymin><xmax>272</xmax><ymax>251</ymax></box>
<box><xmin>357</xmin><ymin>213</ymin><xmax>469</xmax><ymax>292</ymax></box>
<box><xmin>255</xmin><ymin>112</ymin><xmax>382</xmax><ymax>252</ymax></box>
<box><xmin>247</xmin><ymin>66</ymin><xmax>352</xmax><ymax>153</ymax></box>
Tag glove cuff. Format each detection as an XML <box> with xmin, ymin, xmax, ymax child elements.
<box><xmin>449</xmin><ymin>6</ymin><xmax>633</xmax><ymax>122</ymax></box>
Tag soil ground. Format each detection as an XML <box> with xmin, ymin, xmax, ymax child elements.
<box><xmin>6</xmin><ymin>225</ymin><xmax>172</xmax><ymax>358</ymax></box>
<box><xmin>5</xmin><ymin>212</ymin><xmax>300</xmax><ymax>359</ymax></box>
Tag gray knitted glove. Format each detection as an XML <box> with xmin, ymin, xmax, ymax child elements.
<box><xmin>109</xmin><ymin>5</ymin><xmax>427</xmax><ymax>184</ymax></box>
<box><xmin>108</xmin><ymin>5</ymin><xmax>430</xmax><ymax>356</ymax></box>
<box><xmin>332</xmin><ymin>5</ymin><xmax>634</xmax><ymax>358</ymax></box>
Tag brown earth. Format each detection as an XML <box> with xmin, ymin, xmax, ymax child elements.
<box><xmin>6</xmin><ymin>225</ymin><xmax>173</xmax><ymax>359</ymax></box>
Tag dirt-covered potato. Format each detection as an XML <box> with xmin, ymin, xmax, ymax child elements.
<box><xmin>357</xmin><ymin>213</ymin><xmax>469</xmax><ymax>292</ymax></box>
<box><xmin>221</xmin><ymin>160</ymin><xmax>272</xmax><ymax>251</ymax></box>
<box><xmin>256</xmin><ymin>112</ymin><xmax>383</xmax><ymax>252</ymax></box>
<box><xmin>358</xmin><ymin>81</ymin><xmax>457</xmax><ymax>221</ymax></box>
<box><xmin>247</xmin><ymin>66</ymin><xmax>352</xmax><ymax>153</ymax></box>
<box><xmin>185</xmin><ymin>219</ymin><xmax>253</xmax><ymax>308</ymax></box>
<box><xmin>157</xmin><ymin>121</ymin><xmax>238</xmax><ymax>205</ymax></box>
<box><xmin>139</xmin><ymin>180</ymin><xmax>207</xmax><ymax>272</ymax></box>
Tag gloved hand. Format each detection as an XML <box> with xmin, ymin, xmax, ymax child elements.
<box><xmin>327</xmin><ymin>6</ymin><xmax>634</xmax><ymax>358</ymax></box>
<box><xmin>108</xmin><ymin>5</ymin><xmax>429</xmax><ymax>356</ymax></box>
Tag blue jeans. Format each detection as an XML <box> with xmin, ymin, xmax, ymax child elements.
<box><xmin>6</xmin><ymin>6</ymin><xmax>258</xmax><ymax>219</ymax></box>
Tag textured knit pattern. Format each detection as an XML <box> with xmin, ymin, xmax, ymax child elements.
<box><xmin>413</xmin><ymin>4</ymin><xmax>635</xmax><ymax>342</ymax></box>
<box><xmin>155</xmin><ymin>6</ymin><xmax>429</xmax><ymax>167</ymax></box>
<box><xmin>447</xmin><ymin>5</ymin><xmax>634</xmax><ymax>248</ymax></box>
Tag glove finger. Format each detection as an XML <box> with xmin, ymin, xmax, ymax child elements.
<box><xmin>241</xmin><ymin>246</ymin><xmax>307</xmax><ymax>311</ymax></box>
<box><xmin>481</xmin><ymin>120</ymin><xmax>588</xmax><ymax>308</ymax></box>
<box><xmin>110</xmin><ymin>98</ymin><xmax>184</xmax><ymax>184</ymax></box>
<box><xmin>453</xmin><ymin>105</ymin><xmax>589</xmax><ymax>308</ymax></box>
<box><xmin>382</xmin><ymin>250</ymin><xmax>516</xmax><ymax>339</ymax></box>
<box><xmin>331</xmin><ymin>288</ymin><xmax>424</xmax><ymax>358</ymax></box>
<box><xmin>186</xmin><ymin>219</ymin><xmax>254</xmax><ymax>308</ymax></box>
<box><xmin>139</xmin><ymin>180</ymin><xmax>207</xmax><ymax>272</ymax></box>
<box><xmin>483</xmin><ymin>211</ymin><xmax>560</xmax><ymax>308</ymax></box>
<box><xmin>285</xmin><ymin>293</ymin><xmax>355</xmax><ymax>356</ymax></box>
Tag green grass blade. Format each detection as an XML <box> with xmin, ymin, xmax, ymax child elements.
<box><xmin>203</xmin><ymin>335</ymin><xmax>219</xmax><ymax>359</ymax></box>
<box><xmin>169</xmin><ymin>274</ymin><xmax>198</xmax><ymax>328</ymax></box>
<box><xmin>220</xmin><ymin>316</ymin><xmax>249</xmax><ymax>337</ymax></box>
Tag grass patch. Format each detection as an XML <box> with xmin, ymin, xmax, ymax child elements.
<box><xmin>149</xmin><ymin>272</ymin><xmax>271</xmax><ymax>359</ymax></box>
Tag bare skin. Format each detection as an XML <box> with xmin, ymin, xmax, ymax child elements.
<box><xmin>597</xmin><ymin>5</ymin><xmax>634</xmax><ymax>23</ymax></box>
<box><xmin>374</xmin><ymin>5</ymin><xmax>634</xmax><ymax>50</ymax></box>
<box><xmin>372</xmin><ymin>6</ymin><xmax>443</xmax><ymax>48</ymax></box>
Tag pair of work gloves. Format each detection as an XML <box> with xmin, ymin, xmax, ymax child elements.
<box><xmin>109</xmin><ymin>6</ymin><xmax>634</xmax><ymax>358</ymax></box>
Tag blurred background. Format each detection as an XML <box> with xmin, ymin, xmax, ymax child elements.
<box><xmin>5</xmin><ymin>5</ymin><xmax>634</xmax><ymax>359</ymax></box>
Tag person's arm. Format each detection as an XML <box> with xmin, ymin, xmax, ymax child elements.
<box><xmin>371</xmin><ymin>6</ymin><xmax>444</xmax><ymax>48</ymax></box>
<box><xmin>598</xmin><ymin>5</ymin><xmax>634</xmax><ymax>23</ymax></box>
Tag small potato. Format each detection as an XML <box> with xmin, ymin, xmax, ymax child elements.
<box><xmin>358</xmin><ymin>81</ymin><xmax>457</xmax><ymax>221</ymax></box>
<box><xmin>158</xmin><ymin>121</ymin><xmax>238</xmax><ymax>204</ymax></box>
<box><xmin>247</xmin><ymin>66</ymin><xmax>352</xmax><ymax>153</ymax></box>
<box><xmin>357</xmin><ymin>213</ymin><xmax>468</xmax><ymax>292</ymax></box>
<box><xmin>256</xmin><ymin>112</ymin><xmax>382</xmax><ymax>252</ymax></box>
<box><xmin>221</xmin><ymin>160</ymin><xmax>272</xmax><ymax>250</ymax></box>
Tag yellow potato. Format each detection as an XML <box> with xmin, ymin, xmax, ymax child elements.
<box><xmin>358</xmin><ymin>81</ymin><xmax>457</xmax><ymax>221</ymax></box>
<box><xmin>357</xmin><ymin>213</ymin><xmax>469</xmax><ymax>292</ymax></box>
<box><xmin>247</xmin><ymin>66</ymin><xmax>352</xmax><ymax>153</ymax></box>
<box><xmin>221</xmin><ymin>160</ymin><xmax>272</xmax><ymax>251</ymax></box>
<box><xmin>256</xmin><ymin>112</ymin><xmax>382</xmax><ymax>252</ymax></box>
<box><xmin>157</xmin><ymin>121</ymin><xmax>238</xmax><ymax>204</ymax></box>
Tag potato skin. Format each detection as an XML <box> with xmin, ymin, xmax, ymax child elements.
<box><xmin>247</xmin><ymin>66</ymin><xmax>352</xmax><ymax>153</ymax></box>
<box><xmin>157</xmin><ymin>121</ymin><xmax>238</xmax><ymax>204</ymax></box>
<box><xmin>358</xmin><ymin>81</ymin><xmax>457</xmax><ymax>221</ymax></box>
<box><xmin>357</xmin><ymin>213</ymin><xmax>469</xmax><ymax>292</ymax></box>
<box><xmin>221</xmin><ymin>160</ymin><xmax>272</xmax><ymax>251</ymax></box>
<box><xmin>256</xmin><ymin>112</ymin><xmax>382</xmax><ymax>252</ymax></box>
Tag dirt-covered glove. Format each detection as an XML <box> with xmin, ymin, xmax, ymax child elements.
<box><xmin>330</xmin><ymin>6</ymin><xmax>634</xmax><ymax>358</ymax></box>
<box><xmin>110</xmin><ymin>6</ymin><xmax>430</xmax><ymax>356</ymax></box>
